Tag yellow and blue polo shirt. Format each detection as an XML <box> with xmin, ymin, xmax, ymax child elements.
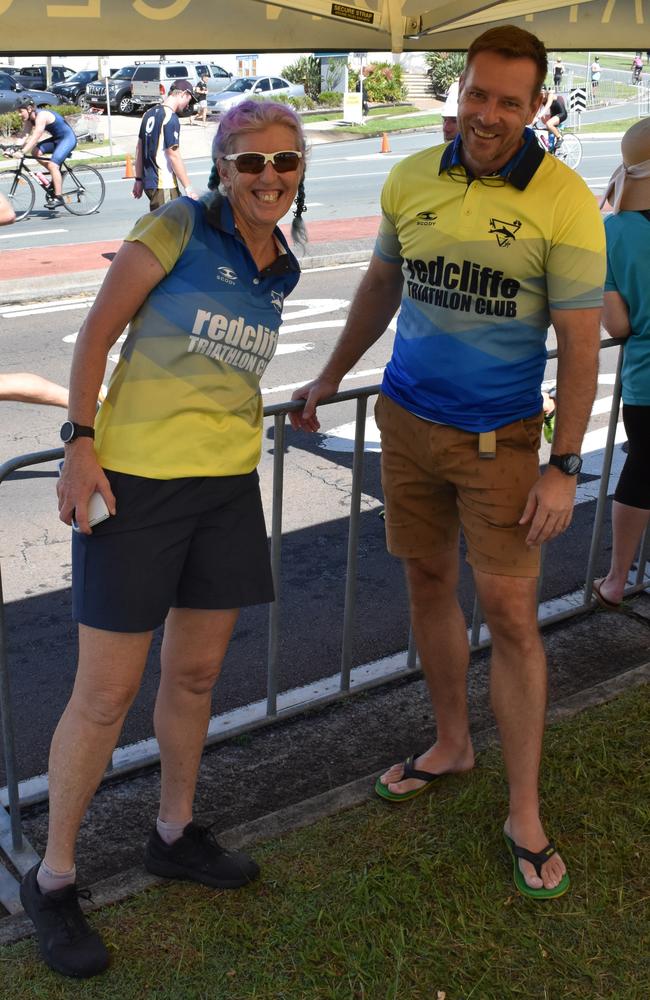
<box><xmin>376</xmin><ymin>129</ymin><xmax>606</xmax><ymax>431</ymax></box>
<box><xmin>94</xmin><ymin>195</ymin><xmax>300</xmax><ymax>479</ymax></box>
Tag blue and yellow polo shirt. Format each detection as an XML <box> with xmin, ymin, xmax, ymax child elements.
<box><xmin>94</xmin><ymin>195</ymin><xmax>300</xmax><ymax>478</ymax></box>
<box><xmin>376</xmin><ymin>129</ymin><xmax>606</xmax><ymax>432</ymax></box>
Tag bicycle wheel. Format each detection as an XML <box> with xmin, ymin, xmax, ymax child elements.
<box><xmin>556</xmin><ymin>133</ymin><xmax>582</xmax><ymax>171</ymax></box>
<box><xmin>61</xmin><ymin>164</ymin><xmax>105</xmax><ymax>215</ymax></box>
<box><xmin>0</xmin><ymin>169</ymin><xmax>35</xmax><ymax>222</ymax></box>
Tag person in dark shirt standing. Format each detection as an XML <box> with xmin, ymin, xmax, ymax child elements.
<box><xmin>133</xmin><ymin>79</ymin><xmax>198</xmax><ymax>210</ymax></box>
<box><xmin>191</xmin><ymin>73</ymin><xmax>209</xmax><ymax>126</ymax></box>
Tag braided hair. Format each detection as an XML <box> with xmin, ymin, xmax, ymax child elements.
<box><xmin>291</xmin><ymin>178</ymin><xmax>308</xmax><ymax>250</ymax></box>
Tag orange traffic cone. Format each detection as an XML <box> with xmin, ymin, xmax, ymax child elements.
<box><xmin>380</xmin><ymin>132</ymin><xmax>390</xmax><ymax>154</ymax></box>
<box><xmin>123</xmin><ymin>153</ymin><xmax>135</xmax><ymax>179</ymax></box>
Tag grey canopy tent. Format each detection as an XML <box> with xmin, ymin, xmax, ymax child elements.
<box><xmin>0</xmin><ymin>0</ymin><xmax>645</xmax><ymax>54</ymax></box>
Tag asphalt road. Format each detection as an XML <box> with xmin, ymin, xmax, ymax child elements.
<box><xmin>0</xmin><ymin>261</ymin><xmax>625</xmax><ymax>785</ymax></box>
<box><xmin>0</xmin><ymin>128</ymin><xmax>627</xmax><ymax>253</ymax></box>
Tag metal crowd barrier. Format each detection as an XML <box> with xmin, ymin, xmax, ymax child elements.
<box><xmin>0</xmin><ymin>339</ymin><xmax>648</xmax><ymax>912</ymax></box>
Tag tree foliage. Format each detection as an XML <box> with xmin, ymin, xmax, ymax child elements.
<box><xmin>281</xmin><ymin>55</ymin><xmax>321</xmax><ymax>99</ymax></box>
<box><xmin>360</xmin><ymin>62</ymin><xmax>407</xmax><ymax>103</ymax></box>
<box><xmin>425</xmin><ymin>51</ymin><xmax>466</xmax><ymax>97</ymax></box>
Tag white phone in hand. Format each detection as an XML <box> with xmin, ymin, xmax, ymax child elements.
<box><xmin>58</xmin><ymin>461</ymin><xmax>111</xmax><ymax>531</ymax></box>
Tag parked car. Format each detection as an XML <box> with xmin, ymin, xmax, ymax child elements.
<box><xmin>0</xmin><ymin>65</ymin><xmax>18</xmax><ymax>77</ymax></box>
<box><xmin>130</xmin><ymin>60</ymin><xmax>233</xmax><ymax>110</ymax></box>
<box><xmin>0</xmin><ymin>72</ymin><xmax>59</xmax><ymax>114</ymax></box>
<box><xmin>14</xmin><ymin>65</ymin><xmax>75</xmax><ymax>90</ymax></box>
<box><xmin>85</xmin><ymin>64</ymin><xmax>138</xmax><ymax>115</ymax></box>
<box><xmin>206</xmin><ymin>76</ymin><xmax>305</xmax><ymax>113</ymax></box>
<box><xmin>51</xmin><ymin>70</ymin><xmax>99</xmax><ymax>108</ymax></box>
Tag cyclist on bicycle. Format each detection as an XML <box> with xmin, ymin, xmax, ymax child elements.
<box><xmin>539</xmin><ymin>85</ymin><xmax>567</xmax><ymax>150</ymax></box>
<box><xmin>632</xmin><ymin>54</ymin><xmax>643</xmax><ymax>84</ymax></box>
<box><xmin>7</xmin><ymin>96</ymin><xmax>77</xmax><ymax>209</ymax></box>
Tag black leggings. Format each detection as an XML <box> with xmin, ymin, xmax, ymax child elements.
<box><xmin>614</xmin><ymin>404</ymin><xmax>650</xmax><ymax>509</ymax></box>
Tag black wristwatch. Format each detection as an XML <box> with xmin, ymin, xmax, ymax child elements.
<box><xmin>549</xmin><ymin>453</ymin><xmax>582</xmax><ymax>476</ymax></box>
<box><xmin>60</xmin><ymin>420</ymin><xmax>95</xmax><ymax>444</ymax></box>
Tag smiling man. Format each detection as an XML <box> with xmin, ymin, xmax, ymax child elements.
<box><xmin>291</xmin><ymin>25</ymin><xmax>605</xmax><ymax>899</ymax></box>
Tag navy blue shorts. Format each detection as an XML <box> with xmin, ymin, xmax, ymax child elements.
<box><xmin>38</xmin><ymin>133</ymin><xmax>77</xmax><ymax>165</ymax></box>
<box><xmin>72</xmin><ymin>470</ymin><xmax>274</xmax><ymax>633</ymax></box>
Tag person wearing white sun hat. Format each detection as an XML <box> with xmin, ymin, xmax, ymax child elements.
<box><xmin>593</xmin><ymin>119</ymin><xmax>650</xmax><ymax>610</ymax></box>
<box><xmin>441</xmin><ymin>79</ymin><xmax>459</xmax><ymax>142</ymax></box>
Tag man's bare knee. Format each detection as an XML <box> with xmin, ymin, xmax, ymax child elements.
<box><xmin>405</xmin><ymin>552</ymin><xmax>459</xmax><ymax>603</ymax></box>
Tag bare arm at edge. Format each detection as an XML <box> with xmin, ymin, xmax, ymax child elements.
<box><xmin>58</xmin><ymin>241</ymin><xmax>166</xmax><ymax>533</ymax></box>
<box><xmin>166</xmin><ymin>145</ymin><xmax>197</xmax><ymax>198</ymax></box>
<box><xmin>602</xmin><ymin>289</ymin><xmax>632</xmax><ymax>340</ymax></box>
<box><xmin>520</xmin><ymin>305</ymin><xmax>601</xmax><ymax>546</ymax></box>
<box><xmin>290</xmin><ymin>253</ymin><xmax>404</xmax><ymax>431</ymax></box>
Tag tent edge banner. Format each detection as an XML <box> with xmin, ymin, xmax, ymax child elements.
<box><xmin>1</xmin><ymin>0</ymin><xmax>649</xmax><ymax>52</ymax></box>
<box><xmin>0</xmin><ymin>0</ymin><xmax>393</xmax><ymax>54</ymax></box>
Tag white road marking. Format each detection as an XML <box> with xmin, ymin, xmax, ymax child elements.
<box><xmin>302</xmin><ymin>261</ymin><xmax>370</xmax><ymax>274</ymax></box>
<box><xmin>3</xmin><ymin>298</ymin><xmax>94</xmax><ymax>319</ymax></box>
<box><xmin>262</xmin><ymin>366</ymin><xmax>384</xmax><ymax>397</ymax></box>
<box><xmin>282</xmin><ymin>298</ymin><xmax>349</xmax><ymax>320</ymax></box>
<box><xmin>275</xmin><ymin>342</ymin><xmax>314</xmax><ymax>356</ymax></box>
<box><xmin>280</xmin><ymin>319</ymin><xmax>345</xmax><ymax>335</ymax></box>
<box><xmin>0</xmin><ymin>227</ymin><xmax>67</xmax><ymax>241</ymax></box>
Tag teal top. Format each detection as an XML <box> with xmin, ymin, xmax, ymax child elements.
<box><xmin>604</xmin><ymin>211</ymin><xmax>650</xmax><ymax>405</ymax></box>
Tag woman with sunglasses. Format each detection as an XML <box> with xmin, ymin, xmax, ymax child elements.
<box><xmin>20</xmin><ymin>100</ymin><xmax>307</xmax><ymax>981</ymax></box>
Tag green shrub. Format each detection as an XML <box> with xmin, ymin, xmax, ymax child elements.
<box><xmin>281</xmin><ymin>55</ymin><xmax>321</xmax><ymax>99</ymax></box>
<box><xmin>425</xmin><ymin>52</ymin><xmax>466</xmax><ymax>97</ymax></box>
<box><xmin>288</xmin><ymin>95</ymin><xmax>316</xmax><ymax>111</ymax></box>
<box><xmin>317</xmin><ymin>90</ymin><xmax>343</xmax><ymax>107</ymax></box>
<box><xmin>361</xmin><ymin>62</ymin><xmax>407</xmax><ymax>103</ymax></box>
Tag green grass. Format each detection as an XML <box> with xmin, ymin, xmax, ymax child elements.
<box><xmin>579</xmin><ymin>116</ymin><xmax>641</xmax><ymax>133</ymax></box>
<box><xmin>301</xmin><ymin>104</ymin><xmax>416</xmax><ymax>124</ymax></box>
<box><xmin>1</xmin><ymin>683</ymin><xmax>648</xmax><ymax>999</ymax></box>
<box><xmin>342</xmin><ymin>112</ymin><xmax>441</xmax><ymax>136</ymax></box>
<box><xmin>554</xmin><ymin>51</ymin><xmax>643</xmax><ymax>71</ymax></box>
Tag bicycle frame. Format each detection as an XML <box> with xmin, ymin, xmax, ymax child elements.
<box><xmin>0</xmin><ymin>148</ymin><xmax>104</xmax><ymax>220</ymax></box>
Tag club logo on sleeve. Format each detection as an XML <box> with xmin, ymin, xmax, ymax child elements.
<box><xmin>217</xmin><ymin>266</ymin><xmax>238</xmax><ymax>284</ymax></box>
<box><xmin>416</xmin><ymin>210</ymin><xmax>437</xmax><ymax>226</ymax></box>
<box><xmin>488</xmin><ymin>217</ymin><xmax>521</xmax><ymax>247</ymax></box>
<box><xmin>271</xmin><ymin>290</ymin><xmax>284</xmax><ymax>313</ymax></box>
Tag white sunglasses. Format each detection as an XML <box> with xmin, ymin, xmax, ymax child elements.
<box><xmin>221</xmin><ymin>150</ymin><xmax>303</xmax><ymax>174</ymax></box>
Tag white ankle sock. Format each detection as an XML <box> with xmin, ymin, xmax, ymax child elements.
<box><xmin>37</xmin><ymin>860</ymin><xmax>76</xmax><ymax>894</ymax></box>
<box><xmin>156</xmin><ymin>817</ymin><xmax>190</xmax><ymax>846</ymax></box>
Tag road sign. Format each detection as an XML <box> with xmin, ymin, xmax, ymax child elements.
<box><xmin>570</xmin><ymin>87</ymin><xmax>587</xmax><ymax>111</ymax></box>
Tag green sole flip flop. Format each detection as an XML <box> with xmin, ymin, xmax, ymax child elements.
<box><xmin>374</xmin><ymin>753</ymin><xmax>443</xmax><ymax>803</ymax></box>
<box><xmin>504</xmin><ymin>833</ymin><xmax>570</xmax><ymax>900</ymax></box>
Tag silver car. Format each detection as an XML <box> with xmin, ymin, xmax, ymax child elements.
<box><xmin>207</xmin><ymin>76</ymin><xmax>305</xmax><ymax>113</ymax></box>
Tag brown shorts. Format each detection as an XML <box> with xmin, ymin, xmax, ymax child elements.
<box><xmin>375</xmin><ymin>393</ymin><xmax>543</xmax><ymax>578</ymax></box>
<box><xmin>145</xmin><ymin>187</ymin><xmax>179</xmax><ymax>211</ymax></box>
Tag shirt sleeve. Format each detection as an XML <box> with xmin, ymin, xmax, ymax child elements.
<box><xmin>603</xmin><ymin>215</ymin><xmax>620</xmax><ymax>292</ymax></box>
<box><xmin>124</xmin><ymin>198</ymin><xmax>196</xmax><ymax>273</ymax></box>
<box><xmin>546</xmin><ymin>173</ymin><xmax>606</xmax><ymax>310</ymax></box>
<box><xmin>374</xmin><ymin>167</ymin><xmax>403</xmax><ymax>264</ymax></box>
<box><xmin>162</xmin><ymin>111</ymin><xmax>180</xmax><ymax>151</ymax></box>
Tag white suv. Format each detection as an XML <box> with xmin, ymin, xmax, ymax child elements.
<box><xmin>131</xmin><ymin>60</ymin><xmax>232</xmax><ymax>110</ymax></box>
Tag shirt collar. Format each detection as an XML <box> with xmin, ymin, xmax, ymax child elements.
<box><xmin>203</xmin><ymin>192</ymin><xmax>299</xmax><ymax>276</ymax></box>
<box><xmin>439</xmin><ymin>127</ymin><xmax>544</xmax><ymax>190</ymax></box>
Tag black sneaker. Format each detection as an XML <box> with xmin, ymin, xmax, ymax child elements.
<box><xmin>45</xmin><ymin>195</ymin><xmax>65</xmax><ymax>209</ymax></box>
<box><xmin>144</xmin><ymin>822</ymin><xmax>260</xmax><ymax>889</ymax></box>
<box><xmin>19</xmin><ymin>864</ymin><xmax>109</xmax><ymax>979</ymax></box>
